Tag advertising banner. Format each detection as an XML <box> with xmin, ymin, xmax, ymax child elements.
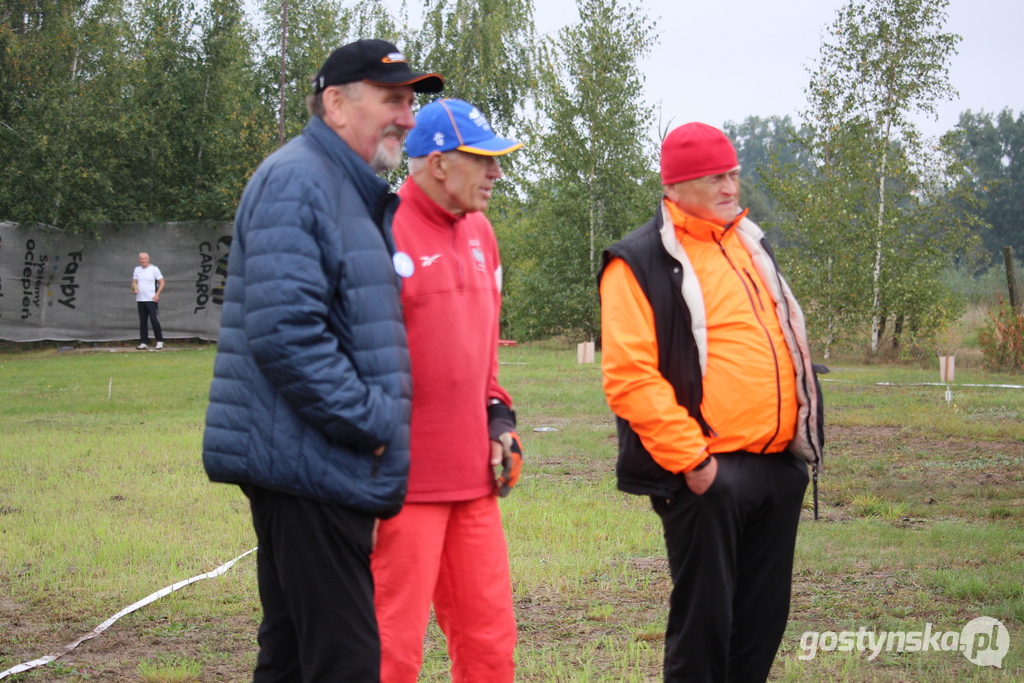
<box><xmin>0</xmin><ymin>221</ymin><xmax>233</xmax><ymax>341</ymax></box>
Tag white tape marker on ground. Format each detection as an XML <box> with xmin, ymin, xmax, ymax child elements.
<box><xmin>875</xmin><ymin>382</ymin><xmax>1024</xmax><ymax>389</ymax></box>
<box><xmin>821</xmin><ymin>379</ymin><xmax>1024</xmax><ymax>390</ymax></box>
<box><xmin>0</xmin><ymin>547</ymin><xmax>257</xmax><ymax>680</ymax></box>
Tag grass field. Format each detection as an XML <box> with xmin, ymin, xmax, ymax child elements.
<box><xmin>1</xmin><ymin>343</ymin><xmax>1023</xmax><ymax>681</ymax></box>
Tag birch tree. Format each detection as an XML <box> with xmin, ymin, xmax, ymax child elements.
<box><xmin>812</xmin><ymin>0</ymin><xmax>959</xmax><ymax>352</ymax></box>
<box><xmin>761</xmin><ymin>118</ymin><xmax>878</xmax><ymax>358</ymax></box>
<box><xmin>0</xmin><ymin>0</ymin><xmax>139</xmax><ymax>229</ymax></box>
<box><xmin>190</xmin><ymin>0</ymin><xmax>275</xmax><ymax>218</ymax></box>
<box><xmin>763</xmin><ymin>0</ymin><xmax>982</xmax><ymax>356</ymax></box>
<box><xmin>0</xmin><ymin>0</ymin><xmax>286</xmax><ymax>229</ymax></box>
<box><xmin>407</xmin><ymin>0</ymin><xmax>534</xmax><ymax>137</ymax></box>
<box><xmin>501</xmin><ymin>0</ymin><xmax>658</xmax><ymax>340</ymax></box>
<box><xmin>256</xmin><ymin>0</ymin><xmax>372</xmax><ymax>142</ymax></box>
<box><xmin>724</xmin><ymin>115</ymin><xmax>808</xmax><ymax>226</ymax></box>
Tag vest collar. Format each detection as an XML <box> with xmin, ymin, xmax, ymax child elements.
<box><xmin>663</xmin><ymin>198</ymin><xmax>748</xmax><ymax>242</ymax></box>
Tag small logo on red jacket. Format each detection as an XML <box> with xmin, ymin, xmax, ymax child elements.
<box><xmin>472</xmin><ymin>247</ymin><xmax>486</xmax><ymax>271</ymax></box>
<box><xmin>420</xmin><ymin>254</ymin><xmax>441</xmax><ymax>266</ymax></box>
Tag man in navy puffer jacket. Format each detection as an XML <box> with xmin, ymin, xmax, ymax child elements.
<box><xmin>202</xmin><ymin>39</ymin><xmax>443</xmax><ymax>682</ymax></box>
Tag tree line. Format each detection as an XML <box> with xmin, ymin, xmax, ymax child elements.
<box><xmin>2</xmin><ymin>0</ymin><xmax>1020</xmax><ymax>353</ymax></box>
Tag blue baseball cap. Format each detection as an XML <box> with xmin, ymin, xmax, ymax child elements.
<box><xmin>406</xmin><ymin>98</ymin><xmax>523</xmax><ymax>157</ymax></box>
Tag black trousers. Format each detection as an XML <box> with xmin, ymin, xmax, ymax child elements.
<box><xmin>652</xmin><ymin>451</ymin><xmax>808</xmax><ymax>683</ymax></box>
<box><xmin>137</xmin><ymin>301</ymin><xmax>163</xmax><ymax>343</ymax></box>
<box><xmin>244</xmin><ymin>485</ymin><xmax>380</xmax><ymax>683</ymax></box>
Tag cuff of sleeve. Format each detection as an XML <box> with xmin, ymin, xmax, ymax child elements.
<box><xmin>686</xmin><ymin>447</ymin><xmax>712</xmax><ymax>472</ymax></box>
<box><xmin>487</xmin><ymin>401</ymin><xmax>516</xmax><ymax>441</ymax></box>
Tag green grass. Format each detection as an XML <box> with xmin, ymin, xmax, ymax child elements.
<box><xmin>138</xmin><ymin>654</ymin><xmax>201</xmax><ymax>682</ymax></box>
<box><xmin>1</xmin><ymin>344</ymin><xmax>1024</xmax><ymax>680</ymax></box>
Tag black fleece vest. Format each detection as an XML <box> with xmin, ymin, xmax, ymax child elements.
<box><xmin>599</xmin><ymin>207</ymin><xmax>712</xmax><ymax>499</ymax></box>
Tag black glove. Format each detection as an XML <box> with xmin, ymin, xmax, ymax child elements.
<box><xmin>488</xmin><ymin>401</ymin><xmax>523</xmax><ymax>497</ymax></box>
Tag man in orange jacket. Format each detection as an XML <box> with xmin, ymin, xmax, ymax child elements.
<box><xmin>599</xmin><ymin>122</ymin><xmax>824</xmax><ymax>682</ymax></box>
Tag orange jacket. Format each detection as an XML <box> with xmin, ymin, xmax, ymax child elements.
<box><xmin>601</xmin><ymin>200</ymin><xmax>799</xmax><ymax>474</ymax></box>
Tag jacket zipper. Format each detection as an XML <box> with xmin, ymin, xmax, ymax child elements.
<box><xmin>449</xmin><ymin>222</ymin><xmax>465</xmax><ymax>289</ymax></box>
<box><xmin>714</xmin><ymin>235</ymin><xmax>782</xmax><ymax>454</ymax></box>
<box><xmin>743</xmin><ymin>268</ymin><xmax>765</xmax><ymax>311</ymax></box>
<box><xmin>767</xmin><ymin>248</ymin><xmax>821</xmax><ymax>465</ymax></box>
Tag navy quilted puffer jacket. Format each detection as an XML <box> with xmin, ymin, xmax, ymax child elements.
<box><xmin>202</xmin><ymin>116</ymin><xmax>412</xmax><ymax>518</ymax></box>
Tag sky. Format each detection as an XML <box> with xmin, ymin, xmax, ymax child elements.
<box><xmin>525</xmin><ymin>0</ymin><xmax>1024</xmax><ymax>141</ymax></box>
<box><xmin>363</xmin><ymin>0</ymin><xmax>1023</xmax><ymax>141</ymax></box>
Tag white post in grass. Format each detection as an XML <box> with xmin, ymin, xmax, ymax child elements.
<box><xmin>577</xmin><ymin>341</ymin><xmax>595</xmax><ymax>364</ymax></box>
<box><xmin>939</xmin><ymin>356</ymin><xmax>955</xmax><ymax>406</ymax></box>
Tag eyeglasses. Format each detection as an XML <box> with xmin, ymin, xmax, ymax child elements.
<box><xmin>699</xmin><ymin>170</ymin><xmax>741</xmax><ymax>186</ymax></box>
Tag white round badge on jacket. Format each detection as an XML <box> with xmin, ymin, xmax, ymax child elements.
<box><xmin>393</xmin><ymin>252</ymin><xmax>415</xmax><ymax>278</ymax></box>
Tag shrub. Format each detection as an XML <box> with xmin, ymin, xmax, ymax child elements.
<box><xmin>978</xmin><ymin>301</ymin><xmax>1024</xmax><ymax>372</ymax></box>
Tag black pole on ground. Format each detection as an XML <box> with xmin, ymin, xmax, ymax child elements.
<box><xmin>813</xmin><ymin>472</ymin><xmax>819</xmax><ymax>521</ymax></box>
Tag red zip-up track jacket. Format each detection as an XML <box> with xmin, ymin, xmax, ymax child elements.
<box><xmin>392</xmin><ymin>177</ymin><xmax>512</xmax><ymax>502</ymax></box>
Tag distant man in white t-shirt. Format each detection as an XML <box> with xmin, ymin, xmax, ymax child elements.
<box><xmin>132</xmin><ymin>252</ymin><xmax>165</xmax><ymax>350</ymax></box>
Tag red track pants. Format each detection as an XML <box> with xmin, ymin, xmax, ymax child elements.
<box><xmin>372</xmin><ymin>496</ymin><xmax>517</xmax><ymax>683</ymax></box>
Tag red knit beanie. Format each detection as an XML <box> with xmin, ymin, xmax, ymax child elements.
<box><xmin>660</xmin><ymin>122</ymin><xmax>739</xmax><ymax>185</ymax></box>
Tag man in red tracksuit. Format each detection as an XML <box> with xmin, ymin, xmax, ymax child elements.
<box><xmin>372</xmin><ymin>98</ymin><xmax>523</xmax><ymax>683</ymax></box>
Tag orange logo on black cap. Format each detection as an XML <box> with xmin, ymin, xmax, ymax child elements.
<box><xmin>382</xmin><ymin>52</ymin><xmax>407</xmax><ymax>63</ymax></box>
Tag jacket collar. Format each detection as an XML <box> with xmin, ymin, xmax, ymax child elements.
<box><xmin>303</xmin><ymin>116</ymin><xmax>392</xmax><ymax>214</ymax></box>
<box><xmin>397</xmin><ymin>176</ymin><xmax>462</xmax><ymax>230</ymax></box>
<box><xmin>663</xmin><ymin>198</ymin><xmax>748</xmax><ymax>243</ymax></box>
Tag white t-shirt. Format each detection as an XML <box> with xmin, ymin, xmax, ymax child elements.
<box><xmin>133</xmin><ymin>264</ymin><xmax>164</xmax><ymax>302</ymax></box>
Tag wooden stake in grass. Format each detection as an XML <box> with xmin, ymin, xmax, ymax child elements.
<box><xmin>1003</xmin><ymin>246</ymin><xmax>1020</xmax><ymax>314</ymax></box>
<box><xmin>939</xmin><ymin>356</ymin><xmax>955</xmax><ymax>406</ymax></box>
<box><xmin>577</xmin><ymin>342</ymin><xmax>595</xmax><ymax>364</ymax></box>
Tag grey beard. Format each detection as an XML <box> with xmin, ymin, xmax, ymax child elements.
<box><xmin>371</xmin><ymin>126</ymin><xmax>406</xmax><ymax>174</ymax></box>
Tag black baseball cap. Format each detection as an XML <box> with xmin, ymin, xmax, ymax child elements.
<box><xmin>314</xmin><ymin>39</ymin><xmax>444</xmax><ymax>94</ymax></box>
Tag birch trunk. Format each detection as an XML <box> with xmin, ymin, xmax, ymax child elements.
<box><xmin>589</xmin><ymin>163</ymin><xmax>597</xmax><ymax>344</ymax></box>
<box><xmin>869</xmin><ymin>114</ymin><xmax>893</xmax><ymax>353</ymax></box>
<box><xmin>589</xmin><ymin>174</ymin><xmax>595</xmax><ymax>279</ymax></box>
<box><xmin>824</xmin><ymin>317</ymin><xmax>835</xmax><ymax>360</ymax></box>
